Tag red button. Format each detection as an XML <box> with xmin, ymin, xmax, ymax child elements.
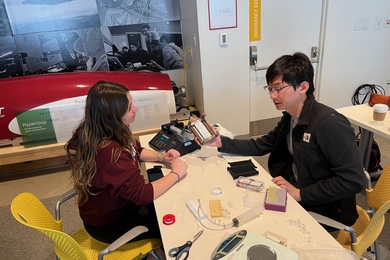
<box><xmin>163</xmin><ymin>214</ymin><xmax>175</xmax><ymax>225</ymax></box>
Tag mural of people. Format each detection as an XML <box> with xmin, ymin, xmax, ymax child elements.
<box><xmin>68</xmin><ymin>28</ymin><xmax>108</xmax><ymax>71</ymax></box>
<box><xmin>148</xmin><ymin>39</ymin><xmax>164</xmax><ymax>70</ymax></box>
<box><xmin>126</xmin><ymin>42</ymin><xmax>149</xmax><ymax>65</ymax></box>
<box><xmin>14</xmin><ymin>28</ymin><xmax>108</xmax><ymax>74</ymax></box>
<box><xmin>97</xmin><ymin>0</ymin><xmax>180</xmax><ymax>26</ymax></box>
<box><xmin>159</xmin><ymin>33</ymin><xmax>183</xmax><ymax>70</ymax></box>
<box><xmin>0</xmin><ymin>36</ymin><xmax>23</xmax><ymax>78</ymax></box>
<box><xmin>0</xmin><ymin>0</ymin><xmax>183</xmax><ymax>77</ymax></box>
<box><xmin>140</xmin><ymin>23</ymin><xmax>159</xmax><ymax>53</ymax></box>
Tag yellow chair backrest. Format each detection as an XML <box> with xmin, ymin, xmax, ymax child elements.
<box><xmin>351</xmin><ymin>200</ymin><xmax>390</xmax><ymax>258</ymax></box>
<box><xmin>34</xmin><ymin>224</ymin><xmax>88</xmax><ymax>259</ymax></box>
<box><xmin>366</xmin><ymin>163</ymin><xmax>390</xmax><ymax>211</ymax></box>
<box><xmin>330</xmin><ymin>205</ymin><xmax>371</xmax><ymax>250</ymax></box>
<box><xmin>333</xmin><ymin>201</ymin><xmax>390</xmax><ymax>259</ymax></box>
<box><xmin>10</xmin><ymin>192</ymin><xmax>162</xmax><ymax>260</ymax></box>
<box><xmin>10</xmin><ymin>192</ymin><xmax>62</xmax><ymax>231</ymax></box>
<box><xmin>10</xmin><ymin>192</ymin><xmax>87</xmax><ymax>259</ymax></box>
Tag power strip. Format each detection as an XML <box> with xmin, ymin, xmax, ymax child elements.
<box><xmin>186</xmin><ymin>199</ymin><xmax>208</xmax><ymax>221</ymax></box>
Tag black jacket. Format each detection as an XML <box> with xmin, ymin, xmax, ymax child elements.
<box><xmin>220</xmin><ymin>96</ymin><xmax>365</xmax><ymax>228</ymax></box>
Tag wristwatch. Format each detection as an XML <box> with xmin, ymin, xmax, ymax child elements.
<box><xmin>157</xmin><ymin>150</ymin><xmax>165</xmax><ymax>162</ymax></box>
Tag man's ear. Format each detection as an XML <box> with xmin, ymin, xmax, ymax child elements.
<box><xmin>299</xmin><ymin>81</ymin><xmax>309</xmax><ymax>94</ymax></box>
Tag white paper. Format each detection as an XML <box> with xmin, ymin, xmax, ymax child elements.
<box><xmin>50</xmin><ymin>103</ymin><xmax>85</xmax><ymax>142</ymax></box>
<box><xmin>130</xmin><ymin>91</ymin><xmax>170</xmax><ymax>132</ymax></box>
<box><xmin>209</xmin><ymin>0</ymin><xmax>237</xmax><ymax>29</ymax></box>
<box><xmin>45</xmin><ymin>91</ymin><xmax>170</xmax><ymax>143</ymax></box>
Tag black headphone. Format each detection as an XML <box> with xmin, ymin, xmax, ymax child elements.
<box><xmin>351</xmin><ymin>84</ymin><xmax>385</xmax><ymax>105</ymax></box>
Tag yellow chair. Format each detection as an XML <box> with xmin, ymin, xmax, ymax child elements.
<box><xmin>363</xmin><ymin>165</ymin><xmax>390</xmax><ymax>259</ymax></box>
<box><xmin>365</xmin><ymin>164</ymin><xmax>390</xmax><ymax>212</ymax></box>
<box><xmin>309</xmin><ymin>200</ymin><xmax>390</xmax><ymax>260</ymax></box>
<box><xmin>10</xmin><ymin>192</ymin><xmax>162</xmax><ymax>260</ymax></box>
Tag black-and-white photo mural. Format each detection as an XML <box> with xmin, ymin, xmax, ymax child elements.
<box><xmin>0</xmin><ymin>0</ymin><xmax>12</xmax><ymax>37</ymax></box>
<box><xmin>4</xmin><ymin>0</ymin><xmax>100</xmax><ymax>35</ymax></box>
<box><xmin>102</xmin><ymin>20</ymin><xmax>183</xmax><ymax>72</ymax></box>
<box><xmin>0</xmin><ymin>36</ymin><xmax>23</xmax><ymax>78</ymax></box>
<box><xmin>0</xmin><ymin>0</ymin><xmax>183</xmax><ymax>78</ymax></box>
<box><xmin>97</xmin><ymin>0</ymin><xmax>181</xmax><ymax>27</ymax></box>
<box><xmin>14</xmin><ymin>28</ymin><xmax>108</xmax><ymax>74</ymax></box>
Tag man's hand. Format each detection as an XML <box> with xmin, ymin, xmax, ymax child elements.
<box><xmin>272</xmin><ymin>176</ymin><xmax>301</xmax><ymax>201</ymax></box>
<box><xmin>193</xmin><ymin>124</ymin><xmax>222</xmax><ymax>148</ymax></box>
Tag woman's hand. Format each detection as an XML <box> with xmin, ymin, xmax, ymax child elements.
<box><xmin>151</xmin><ymin>157</ymin><xmax>188</xmax><ymax>199</ymax></box>
<box><xmin>162</xmin><ymin>149</ymin><xmax>180</xmax><ymax>162</ymax></box>
<box><xmin>272</xmin><ymin>176</ymin><xmax>301</xmax><ymax>201</ymax></box>
<box><xmin>170</xmin><ymin>158</ymin><xmax>188</xmax><ymax>179</ymax></box>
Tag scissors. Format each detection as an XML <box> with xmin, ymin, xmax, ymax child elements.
<box><xmin>168</xmin><ymin>230</ymin><xmax>204</xmax><ymax>260</ymax></box>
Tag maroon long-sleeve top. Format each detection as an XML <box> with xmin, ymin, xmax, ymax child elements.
<box><xmin>79</xmin><ymin>140</ymin><xmax>154</xmax><ymax>226</ymax></box>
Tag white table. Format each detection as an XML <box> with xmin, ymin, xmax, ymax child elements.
<box><xmin>336</xmin><ymin>104</ymin><xmax>390</xmax><ymax>176</ymax></box>
<box><xmin>140</xmin><ymin>134</ymin><xmax>349</xmax><ymax>260</ymax></box>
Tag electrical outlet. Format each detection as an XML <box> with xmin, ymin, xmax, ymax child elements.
<box><xmin>219</xmin><ymin>33</ymin><xmax>228</xmax><ymax>46</ymax></box>
<box><xmin>353</xmin><ymin>18</ymin><xmax>370</xmax><ymax>31</ymax></box>
<box><xmin>384</xmin><ymin>17</ymin><xmax>390</xmax><ymax>28</ymax></box>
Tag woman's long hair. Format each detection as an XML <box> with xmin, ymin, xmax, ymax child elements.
<box><xmin>65</xmin><ymin>81</ymin><xmax>137</xmax><ymax>205</ymax></box>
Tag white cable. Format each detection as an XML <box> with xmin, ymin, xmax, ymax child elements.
<box><xmin>196</xmin><ymin>199</ymin><xmax>234</xmax><ymax>231</ymax></box>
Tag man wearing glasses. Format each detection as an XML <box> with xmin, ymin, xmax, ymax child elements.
<box><xmin>203</xmin><ymin>52</ymin><xmax>365</xmax><ymax>232</ymax></box>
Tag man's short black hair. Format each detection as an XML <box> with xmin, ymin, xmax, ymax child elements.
<box><xmin>141</xmin><ymin>24</ymin><xmax>151</xmax><ymax>30</ymax></box>
<box><xmin>150</xmin><ymin>40</ymin><xmax>160</xmax><ymax>46</ymax></box>
<box><xmin>159</xmin><ymin>34</ymin><xmax>173</xmax><ymax>43</ymax></box>
<box><xmin>266</xmin><ymin>52</ymin><xmax>315</xmax><ymax>97</ymax></box>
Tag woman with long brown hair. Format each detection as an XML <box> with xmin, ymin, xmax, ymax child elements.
<box><xmin>66</xmin><ymin>80</ymin><xmax>187</xmax><ymax>259</ymax></box>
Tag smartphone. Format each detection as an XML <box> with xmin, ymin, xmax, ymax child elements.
<box><xmin>147</xmin><ymin>166</ymin><xmax>164</xmax><ymax>182</ymax></box>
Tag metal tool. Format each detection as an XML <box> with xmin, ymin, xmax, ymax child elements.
<box><xmin>168</xmin><ymin>230</ymin><xmax>204</xmax><ymax>260</ymax></box>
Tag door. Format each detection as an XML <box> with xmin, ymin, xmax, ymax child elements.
<box><xmin>249</xmin><ymin>0</ymin><xmax>323</xmax><ymax>135</ymax></box>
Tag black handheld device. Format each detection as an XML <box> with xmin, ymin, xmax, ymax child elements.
<box><xmin>147</xmin><ymin>166</ymin><xmax>164</xmax><ymax>182</ymax></box>
<box><xmin>149</xmin><ymin>121</ymin><xmax>200</xmax><ymax>156</ymax></box>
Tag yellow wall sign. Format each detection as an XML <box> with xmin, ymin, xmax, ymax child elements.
<box><xmin>250</xmin><ymin>0</ymin><xmax>261</xmax><ymax>41</ymax></box>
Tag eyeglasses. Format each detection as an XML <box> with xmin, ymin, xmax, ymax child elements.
<box><xmin>263</xmin><ymin>84</ymin><xmax>295</xmax><ymax>95</ymax></box>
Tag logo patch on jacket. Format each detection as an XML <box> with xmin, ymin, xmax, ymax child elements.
<box><xmin>303</xmin><ymin>133</ymin><xmax>311</xmax><ymax>142</ymax></box>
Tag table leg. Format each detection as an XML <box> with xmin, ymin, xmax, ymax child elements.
<box><xmin>359</xmin><ymin>128</ymin><xmax>373</xmax><ymax>172</ymax></box>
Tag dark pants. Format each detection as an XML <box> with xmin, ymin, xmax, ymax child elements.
<box><xmin>84</xmin><ymin>203</ymin><xmax>161</xmax><ymax>244</ymax></box>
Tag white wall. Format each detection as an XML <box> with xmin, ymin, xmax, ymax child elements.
<box><xmin>178</xmin><ymin>0</ymin><xmax>203</xmax><ymax>109</ymax></box>
<box><xmin>178</xmin><ymin>0</ymin><xmax>390</xmax><ymax>136</ymax></box>
<box><xmin>180</xmin><ymin>0</ymin><xmax>250</xmax><ymax>135</ymax></box>
<box><xmin>318</xmin><ymin>0</ymin><xmax>390</xmax><ymax>108</ymax></box>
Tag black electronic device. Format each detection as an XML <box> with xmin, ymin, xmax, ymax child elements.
<box><xmin>149</xmin><ymin>121</ymin><xmax>200</xmax><ymax>156</ymax></box>
<box><xmin>147</xmin><ymin>166</ymin><xmax>164</xmax><ymax>182</ymax></box>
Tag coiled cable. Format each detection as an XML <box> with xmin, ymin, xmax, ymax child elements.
<box><xmin>351</xmin><ymin>84</ymin><xmax>385</xmax><ymax>105</ymax></box>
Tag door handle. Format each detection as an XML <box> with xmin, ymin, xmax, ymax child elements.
<box><xmin>249</xmin><ymin>46</ymin><xmax>257</xmax><ymax>66</ymax></box>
